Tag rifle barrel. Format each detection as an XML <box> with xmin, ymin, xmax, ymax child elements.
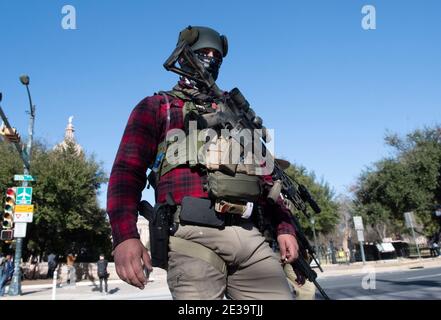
<box><xmin>312</xmin><ymin>278</ymin><xmax>331</xmax><ymax>300</ymax></box>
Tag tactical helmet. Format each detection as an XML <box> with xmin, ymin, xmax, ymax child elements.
<box><xmin>178</xmin><ymin>26</ymin><xmax>228</xmax><ymax>58</ymax></box>
<box><xmin>177</xmin><ymin>26</ymin><xmax>228</xmax><ymax>81</ymax></box>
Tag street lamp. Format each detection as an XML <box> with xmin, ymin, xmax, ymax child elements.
<box><xmin>19</xmin><ymin>75</ymin><xmax>30</xmax><ymax>85</ymax></box>
<box><xmin>20</xmin><ymin>75</ymin><xmax>35</xmax><ymax>164</ymax></box>
<box><xmin>8</xmin><ymin>75</ymin><xmax>36</xmax><ymax>296</ymax></box>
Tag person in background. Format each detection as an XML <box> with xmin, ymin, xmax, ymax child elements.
<box><xmin>47</xmin><ymin>253</ymin><xmax>58</xmax><ymax>279</ymax></box>
<box><xmin>66</xmin><ymin>253</ymin><xmax>77</xmax><ymax>285</ymax></box>
<box><xmin>337</xmin><ymin>248</ymin><xmax>345</xmax><ymax>263</ymax></box>
<box><xmin>432</xmin><ymin>241</ymin><xmax>440</xmax><ymax>257</ymax></box>
<box><xmin>96</xmin><ymin>254</ymin><xmax>109</xmax><ymax>294</ymax></box>
<box><xmin>0</xmin><ymin>254</ymin><xmax>4</xmax><ymax>288</ymax></box>
<box><xmin>0</xmin><ymin>255</ymin><xmax>14</xmax><ymax>296</ymax></box>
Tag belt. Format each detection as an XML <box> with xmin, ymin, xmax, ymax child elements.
<box><xmin>176</xmin><ymin>210</ymin><xmax>251</xmax><ymax>227</ymax></box>
<box><xmin>223</xmin><ymin>213</ymin><xmax>252</xmax><ymax>227</ymax></box>
<box><xmin>175</xmin><ymin>196</ymin><xmax>256</xmax><ymax>229</ymax></box>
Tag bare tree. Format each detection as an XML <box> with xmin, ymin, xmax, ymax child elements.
<box><xmin>335</xmin><ymin>194</ymin><xmax>354</xmax><ymax>252</ymax></box>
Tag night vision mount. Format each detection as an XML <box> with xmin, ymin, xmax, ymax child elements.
<box><xmin>163</xmin><ymin>40</ymin><xmax>224</xmax><ymax>97</ymax></box>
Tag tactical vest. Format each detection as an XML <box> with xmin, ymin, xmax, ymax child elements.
<box><xmin>151</xmin><ymin>88</ymin><xmax>263</xmax><ymax>204</ymax></box>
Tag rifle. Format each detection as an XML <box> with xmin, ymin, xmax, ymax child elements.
<box><xmin>163</xmin><ymin>41</ymin><xmax>330</xmax><ymax>299</ymax></box>
<box><xmin>289</xmin><ymin>211</ymin><xmax>330</xmax><ymax>300</ymax></box>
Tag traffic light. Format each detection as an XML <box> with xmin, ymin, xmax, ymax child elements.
<box><xmin>3</xmin><ymin>187</ymin><xmax>16</xmax><ymax>229</ymax></box>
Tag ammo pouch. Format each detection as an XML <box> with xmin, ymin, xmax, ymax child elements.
<box><xmin>149</xmin><ymin>203</ymin><xmax>173</xmax><ymax>269</ymax></box>
<box><xmin>207</xmin><ymin>171</ymin><xmax>262</xmax><ymax>203</ymax></box>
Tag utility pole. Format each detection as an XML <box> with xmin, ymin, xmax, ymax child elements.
<box><xmin>7</xmin><ymin>75</ymin><xmax>36</xmax><ymax>296</ymax></box>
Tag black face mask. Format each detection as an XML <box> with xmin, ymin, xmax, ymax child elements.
<box><xmin>195</xmin><ymin>52</ymin><xmax>222</xmax><ymax>81</ymax></box>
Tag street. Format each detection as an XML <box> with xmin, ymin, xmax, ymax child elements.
<box><xmin>316</xmin><ymin>266</ymin><xmax>441</xmax><ymax>300</ymax></box>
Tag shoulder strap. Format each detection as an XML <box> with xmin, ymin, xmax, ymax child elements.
<box><xmin>161</xmin><ymin>93</ymin><xmax>172</xmax><ymax>134</ymax></box>
<box><xmin>159</xmin><ymin>89</ymin><xmax>189</xmax><ymax>101</ymax></box>
<box><xmin>151</xmin><ymin>93</ymin><xmax>172</xmax><ymax>174</ymax></box>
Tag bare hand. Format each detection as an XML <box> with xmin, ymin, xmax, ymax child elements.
<box><xmin>113</xmin><ymin>238</ymin><xmax>153</xmax><ymax>289</ymax></box>
<box><xmin>277</xmin><ymin>234</ymin><xmax>299</xmax><ymax>264</ymax></box>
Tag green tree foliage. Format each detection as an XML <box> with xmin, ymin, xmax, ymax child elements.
<box><xmin>284</xmin><ymin>163</ymin><xmax>340</xmax><ymax>236</ymax></box>
<box><xmin>0</xmin><ymin>139</ymin><xmax>111</xmax><ymax>260</ymax></box>
<box><xmin>0</xmin><ymin>139</ymin><xmax>22</xmax><ymax>193</ymax></box>
<box><xmin>354</xmin><ymin>126</ymin><xmax>441</xmax><ymax>240</ymax></box>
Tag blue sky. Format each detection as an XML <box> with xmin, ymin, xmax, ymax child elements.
<box><xmin>1</xmin><ymin>0</ymin><xmax>440</xmax><ymax>208</ymax></box>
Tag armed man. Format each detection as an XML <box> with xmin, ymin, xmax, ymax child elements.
<box><xmin>107</xmin><ymin>25</ymin><xmax>324</xmax><ymax>300</ymax></box>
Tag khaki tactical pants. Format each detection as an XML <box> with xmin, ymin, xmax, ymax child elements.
<box><xmin>167</xmin><ymin>222</ymin><xmax>294</xmax><ymax>300</ymax></box>
<box><xmin>284</xmin><ymin>264</ymin><xmax>316</xmax><ymax>300</ymax></box>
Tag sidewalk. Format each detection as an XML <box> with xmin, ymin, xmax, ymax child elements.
<box><xmin>2</xmin><ymin>257</ymin><xmax>440</xmax><ymax>299</ymax></box>
<box><xmin>0</xmin><ymin>268</ymin><xmax>172</xmax><ymax>300</ymax></box>
<box><xmin>318</xmin><ymin>256</ymin><xmax>441</xmax><ymax>277</ymax></box>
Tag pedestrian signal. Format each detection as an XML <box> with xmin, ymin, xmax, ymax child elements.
<box><xmin>0</xmin><ymin>230</ymin><xmax>13</xmax><ymax>241</ymax></box>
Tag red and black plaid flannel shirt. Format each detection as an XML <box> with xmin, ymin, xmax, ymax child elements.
<box><xmin>107</xmin><ymin>90</ymin><xmax>295</xmax><ymax>248</ymax></box>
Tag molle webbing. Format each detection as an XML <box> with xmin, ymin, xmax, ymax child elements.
<box><xmin>154</xmin><ymin>90</ymin><xmax>204</xmax><ymax>178</ymax></box>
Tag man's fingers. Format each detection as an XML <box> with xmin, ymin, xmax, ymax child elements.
<box><xmin>130</xmin><ymin>258</ymin><xmax>147</xmax><ymax>287</ymax></box>
<box><xmin>293</xmin><ymin>239</ymin><xmax>299</xmax><ymax>260</ymax></box>
<box><xmin>125</xmin><ymin>264</ymin><xmax>144</xmax><ymax>289</ymax></box>
<box><xmin>116</xmin><ymin>258</ymin><xmax>143</xmax><ymax>288</ymax></box>
<box><xmin>113</xmin><ymin>239</ymin><xmax>151</xmax><ymax>289</ymax></box>
<box><xmin>290</xmin><ymin>240</ymin><xmax>299</xmax><ymax>262</ymax></box>
<box><xmin>286</xmin><ymin>242</ymin><xmax>296</xmax><ymax>263</ymax></box>
<box><xmin>116</xmin><ymin>265</ymin><xmax>128</xmax><ymax>283</ymax></box>
<box><xmin>279</xmin><ymin>235</ymin><xmax>299</xmax><ymax>264</ymax></box>
<box><xmin>279</xmin><ymin>241</ymin><xmax>287</xmax><ymax>261</ymax></box>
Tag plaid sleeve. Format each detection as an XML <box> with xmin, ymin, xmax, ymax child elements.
<box><xmin>274</xmin><ymin>195</ymin><xmax>296</xmax><ymax>236</ymax></box>
<box><xmin>260</xmin><ymin>174</ymin><xmax>296</xmax><ymax>237</ymax></box>
<box><xmin>107</xmin><ymin>95</ymin><xmax>161</xmax><ymax>249</ymax></box>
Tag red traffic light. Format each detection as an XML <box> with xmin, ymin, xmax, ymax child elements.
<box><xmin>6</xmin><ymin>188</ymin><xmax>16</xmax><ymax>197</ymax></box>
<box><xmin>6</xmin><ymin>188</ymin><xmax>16</xmax><ymax>201</ymax></box>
